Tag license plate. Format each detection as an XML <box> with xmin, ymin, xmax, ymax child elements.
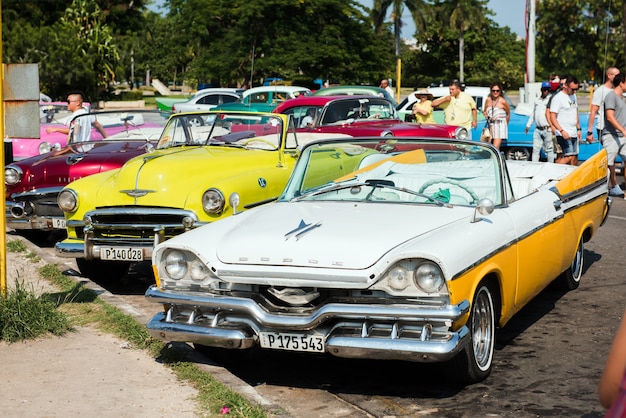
<box><xmin>100</xmin><ymin>247</ymin><xmax>143</xmax><ymax>261</ymax></box>
<box><xmin>52</xmin><ymin>218</ymin><xmax>66</xmax><ymax>229</ymax></box>
<box><xmin>259</xmin><ymin>332</ymin><xmax>325</xmax><ymax>353</ymax></box>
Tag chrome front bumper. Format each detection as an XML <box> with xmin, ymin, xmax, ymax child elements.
<box><xmin>145</xmin><ymin>286</ymin><xmax>471</xmax><ymax>362</ymax></box>
<box><xmin>5</xmin><ymin>201</ymin><xmax>66</xmax><ymax>231</ymax></box>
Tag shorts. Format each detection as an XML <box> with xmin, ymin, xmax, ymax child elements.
<box><xmin>556</xmin><ymin>135</ymin><xmax>578</xmax><ymax>157</ymax></box>
<box><xmin>601</xmin><ymin>133</ymin><xmax>625</xmax><ymax>165</ymax></box>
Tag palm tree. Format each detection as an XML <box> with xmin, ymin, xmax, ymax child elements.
<box><xmin>439</xmin><ymin>0</ymin><xmax>488</xmax><ymax>83</ymax></box>
<box><xmin>371</xmin><ymin>0</ymin><xmax>430</xmax><ymax>97</ymax></box>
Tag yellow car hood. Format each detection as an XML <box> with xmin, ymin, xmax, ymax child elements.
<box><xmin>88</xmin><ymin>146</ymin><xmax>283</xmax><ymax>208</ymax></box>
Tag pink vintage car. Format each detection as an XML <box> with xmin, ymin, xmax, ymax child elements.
<box><xmin>5</xmin><ymin>109</ymin><xmax>168</xmax><ymax>231</ymax></box>
<box><xmin>273</xmin><ymin>95</ymin><xmax>467</xmax><ymax>140</ymax></box>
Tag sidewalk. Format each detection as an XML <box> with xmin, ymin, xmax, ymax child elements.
<box><xmin>1</xmin><ymin>235</ymin><xmax>200</xmax><ymax>417</ymax></box>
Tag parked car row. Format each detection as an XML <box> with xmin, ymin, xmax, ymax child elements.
<box><xmin>6</xmin><ymin>91</ymin><xmax>611</xmax><ymax>384</ymax></box>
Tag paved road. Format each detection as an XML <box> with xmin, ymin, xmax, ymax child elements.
<box><xmin>19</xmin><ymin>194</ymin><xmax>625</xmax><ymax>417</ymax></box>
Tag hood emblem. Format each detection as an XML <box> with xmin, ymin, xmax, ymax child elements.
<box><xmin>258</xmin><ymin>178</ymin><xmax>267</xmax><ymax>188</ymax></box>
<box><xmin>66</xmin><ymin>154</ymin><xmax>85</xmax><ymax>165</ymax></box>
<box><xmin>120</xmin><ymin>189</ymin><xmax>156</xmax><ymax>198</ymax></box>
<box><xmin>285</xmin><ymin>219</ymin><xmax>322</xmax><ymax>241</ymax></box>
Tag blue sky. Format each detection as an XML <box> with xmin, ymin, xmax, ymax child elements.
<box><xmin>148</xmin><ymin>0</ymin><xmax>527</xmax><ymax>39</ymax></box>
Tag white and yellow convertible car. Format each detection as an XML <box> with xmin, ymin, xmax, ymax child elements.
<box><xmin>145</xmin><ymin>137</ymin><xmax>610</xmax><ymax>383</ymax></box>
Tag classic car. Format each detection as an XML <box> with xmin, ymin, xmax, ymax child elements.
<box><xmin>54</xmin><ymin>111</ymin><xmax>311</xmax><ymax>280</ymax></box>
<box><xmin>171</xmin><ymin>88</ymin><xmax>242</xmax><ymax>113</ymax></box>
<box><xmin>213</xmin><ymin>85</ymin><xmax>311</xmax><ymax>112</ymax></box>
<box><xmin>5</xmin><ymin>110</ymin><xmax>168</xmax><ymax>232</ymax></box>
<box><xmin>273</xmin><ymin>95</ymin><xmax>468</xmax><ymax>140</ymax></box>
<box><xmin>144</xmin><ymin>136</ymin><xmax>610</xmax><ymax>383</ymax></box>
<box><xmin>312</xmin><ymin>85</ymin><xmax>397</xmax><ymax>106</ymax></box>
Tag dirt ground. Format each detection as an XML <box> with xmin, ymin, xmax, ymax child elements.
<box><xmin>1</xmin><ymin>236</ymin><xmax>200</xmax><ymax>417</ymax></box>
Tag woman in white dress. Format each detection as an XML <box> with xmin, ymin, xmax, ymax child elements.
<box><xmin>483</xmin><ymin>82</ymin><xmax>510</xmax><ymax>150</ymax></box>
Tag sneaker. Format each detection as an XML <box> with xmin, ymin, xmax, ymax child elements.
<box><xmin>609</xmin><ymin>185</ymin><xmax>625</xmax><ymax>197</ymax></box>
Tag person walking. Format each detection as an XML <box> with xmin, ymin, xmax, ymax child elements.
<box><xmin>549</xmin><ymin>76</ymin><xmax>581</xmax><ymax>165</ymax></box>
<box><xmin>412</xmin><ymin>89</ymin><xmax>435</xmax><ymax>124</ymax></box>
<box><xmin>599</xmin><ymin>308</ymin><xmax>626</xmax><ymax>416</ymax></box>
<box><xmin>483</xmin><ymin>82</ymin><xmax>510</xmax><ymax>149</ymax></box>
<box><xmin>431</xmin><ymin>79</ymin><xmax>478</xmax><ymax>139</ymax></box>
<box><xmin>602</xmin><ymin>72</ymin><xmax>626</xmax><ymax>197</ymax></box>
<box><xmin>525</xmin><ymin>82</ymin><xmax>555</xmax><ymax>162</ymax></box>
<box><xmin>586</xmin><ymin>67</ymin><xmax>620</xmax><ymax>142</ymax></box>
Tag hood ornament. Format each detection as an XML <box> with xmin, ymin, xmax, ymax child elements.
<box><xmin>120</xmin><ymin>189</ymin><xmax>156</xmax><ymax>198</ymax></box>
<box><xmin>66</xmin><ymin>154</ymin><xmax>85</xmax><ymax>165</ymax></box>
<box><xmin>285</xmin><ymin>219</ymin><xmax>322</xmax><ymax>241</ymax></box>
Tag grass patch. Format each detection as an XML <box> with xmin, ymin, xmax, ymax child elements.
<box><xmin>0</xmin><ymin>279</ymin><xmax>71</xmax><ymax>342</ymax></box>
<box><xmin>7</xmin><ymin>239</ymin><xmax>27</xmax><ymax>253</ymax></box>
<box><xmin>34</xmin><ymin>263</ymin><xmax>268</xmax><ymax>417</ymax></box>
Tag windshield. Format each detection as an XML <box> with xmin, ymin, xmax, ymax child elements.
<box><xmin>280</xmin><ymin>138</ymin><xmax>504</xmax><ymax>207</ymax></box>
<box><xmin>320</xmin><ymin>98</ymin><xmax>398</xmax><ymax>125</ymax></box>
<box><xmin>156</xmin><ymin>112</ymin><xmax>284</xmax><ymax>150</ymax></box>
<box><xmin>68</xmin><ymin>111</ymin><xmax>169</xmax><ymax>145</ymax></box>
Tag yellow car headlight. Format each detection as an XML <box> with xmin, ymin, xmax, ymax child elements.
<box><xmin>202</xmin><ymin>188</ymin><xmax>225</xmax><ymax>214</ymax></box>
<box><xmin>58</xmin><ymin>189</ymin><xmax>78</xmax><ymax>212</ymax></box>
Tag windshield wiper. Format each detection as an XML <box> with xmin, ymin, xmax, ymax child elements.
<box><xmin>290</xmin><ymin>181</ymin><xmax>367</xmax><ymax>202</ymax></box>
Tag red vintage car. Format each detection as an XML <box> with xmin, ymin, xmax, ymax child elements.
<box><xmin>4</xmin><ymin>110</ymin><xmax>169</xmax><ymax>232</ymax></box>
<box><xmin>273</xmin><ymin>95</ymin><xmax>467</xmax><ymax>140</ymax></box>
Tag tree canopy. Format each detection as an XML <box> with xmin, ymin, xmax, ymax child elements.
<box><xmin>2</xmin><ymin>0</ymin><xmax>623</xmax><ymax>100</ymax></box>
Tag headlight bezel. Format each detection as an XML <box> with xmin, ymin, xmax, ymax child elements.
<box><xmin>57</xmin><ymin>189</ymin><xmax>78</xmax><ymax>212</ymax></box>
<box><xmin>202</xmin><ymin>188</ymin><xmax>225</xmax><ymax>214</ymax></box>
<box><xmin>5</xmin><ymin>166</ymin><xmax>23</xmax><ymax>186</ymax></box>
<box><xmin>374</xmin><ymin>258</ymin><xmax>447</xmax><ymax>297</ymax></box>
<box><xmin>159</xmin><ymin>248</ymin><xmax>212</xmax><ymax>285</ymax></box>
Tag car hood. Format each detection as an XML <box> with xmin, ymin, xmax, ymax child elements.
<box><xmin>208</xmin><ymin>202</ymin><xmax>470</xmax><ymax>270</ymax></box>
<box><xmin>89</xmin><ymin>146</ymin><xmax>280</xmax><ymax>206</ymax></box>
<box><xmin>8</xmin><ymin>140</ymin><xmax>149</xmax><ymax>194</ymax></box>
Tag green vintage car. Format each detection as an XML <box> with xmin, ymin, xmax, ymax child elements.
<box><xmin>54</xmin><ymin>111</ymin><xmax>310</xmax><ymax>279</ymax></box>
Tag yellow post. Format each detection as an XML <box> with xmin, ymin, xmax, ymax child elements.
<box><xmin>396</xmin><ymin>58</ymin><xmax>402</xmax><ymax>103</ymax></box>
<box><xmin>0</xmin><ymin>0</ymin><xmax>6</xmax><ymax>297</ymax></box>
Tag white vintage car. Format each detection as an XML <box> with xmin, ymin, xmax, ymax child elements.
<box><xmin>145</xmin><ymin>137</ymin><xmax>610</xmax><ymax>383</ymax></box>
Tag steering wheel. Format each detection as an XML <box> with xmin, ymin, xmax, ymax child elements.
<box><xmin>239</xmin><ymin>138</ymin><xmax>276</xmax><ymax>149</ymax></box>
<box><xmin>417</xmin><ymin>178</ymin><xmax>479</xmax><ymax>203</ymax></box>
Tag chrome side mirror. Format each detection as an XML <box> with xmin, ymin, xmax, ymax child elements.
<box><xmin>471</xmin><ymin>198</ymin><xmax>495</xmax><ymax>223</ymax></box>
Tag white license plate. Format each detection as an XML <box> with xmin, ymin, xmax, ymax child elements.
<box><xmin>100</xmin><ymin>247</ymin><xmax>143</xmax><ymax>261</ymax></box>
<box><xmin>259</xmin><ymin>332</ymin><xmax>324</xmax><ymax>353</ymax></box>
<box><xmin>52</xmin><ymin>218</ymin><xmax>66</xmax><ymax>229</ymax></box>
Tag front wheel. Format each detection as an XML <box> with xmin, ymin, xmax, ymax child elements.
<box><xmin>452</xmin><ymin>283</ymin><xmax>496</xmax><ymax>383</ymax></box>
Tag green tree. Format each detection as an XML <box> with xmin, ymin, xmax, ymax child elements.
<box><xmin>535</xmin><ymin>0</ymin><xmax>623</xmax><ymax>82</ymax></box>
<box><xmin>437</xmin><ymin>0</ymin><xmax>490</xmax><ymax>83</ymax></box>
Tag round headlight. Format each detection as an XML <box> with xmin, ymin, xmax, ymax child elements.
<box><xmin>57</xmin><ymin>189</ymin><xmax>78</xmax><ymax>212</ymax></box>
<box><xmin>5</xmin><ymin>166</ymin><xmax>22</xmax><ymax>186</ymax></box>
<box><xmin>414</xmin><ymin>262</ymin><xmax>445</xmax><ymax>293</ymax></box>
<box><xmin>380</xmin><ymin>130</ymin><xmax>394</xmax><ymax>137</ymax></box>
<box><xmin>455</xmin><ymin>127</ymin><xmax>469</xmax><ymax>141</ymax></box>
<box><xmin>39</xmin><ymin>142</ymin><xmax>52</xmax><ymax>154</ymax></box>
<box><xmin>202</xmin><ymin>188</ymin><xmax>225</xmax><ymax>214</ymax></box>
<box><xmin>387</xmin><ymin>266</ymin><xmax>410</xmax><ymax>291</ymax></box>
<box><xmin>189</xmin><ymin>259</ymin><xmax>209</xmax><ymax>281</ymax></box>
<box><xmin>164</xmin><ymin>250</ymin><xmax>187</xmax><ymax>280</ymax></box>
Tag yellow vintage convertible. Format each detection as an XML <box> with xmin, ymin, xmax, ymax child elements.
<box><xmin>54</xmin><ymin>111</ymin><xmax>331</xmax><ymax>279</ymax></box>
<box><xmin>144</xmin><ymin>137</ymin><xmax>611</xmax><ymax>383</ymax></box>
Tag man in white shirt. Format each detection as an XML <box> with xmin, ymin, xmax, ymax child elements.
<box><xmin>549</xmin><ymin>76</ymin><xmax>581</xmax><ymax>166</ymax></box>
<box><xmin>46</xmin><ymin>92</ymin><xmax>107</xmax><ymax>142</ymax></box>
<box><xmin>525</xmin><ymin>82</ymin><xmax>554</xmax><ymax>162</ymax></box>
